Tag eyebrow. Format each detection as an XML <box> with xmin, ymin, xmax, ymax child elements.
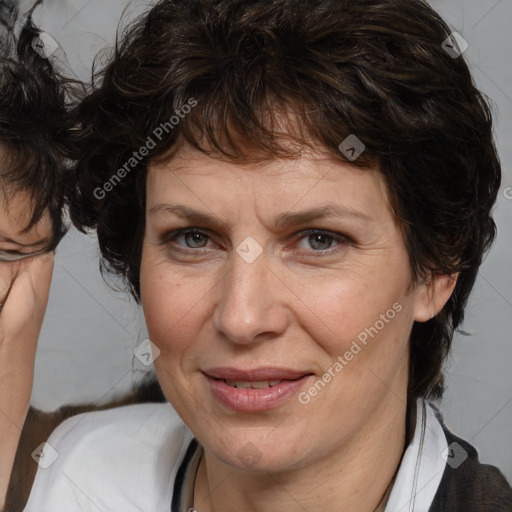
<box><xmin>148</xmin><ymin>203</ymin><xmax>371</xmax><ymax>230</ymax></box>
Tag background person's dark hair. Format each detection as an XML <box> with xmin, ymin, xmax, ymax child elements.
<box><xmin>0</xmin><ymin>0</ymin><xmax>75</xmax><ymax>249</ymax></box>
<box><xmin>69</xmin><ymin>0</ymin><xmax>501</xmax><ymax>400</ymax></box>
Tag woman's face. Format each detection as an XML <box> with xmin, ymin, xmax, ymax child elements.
<box><xmin>0</xmin><ymin>186</ymin><xmax>52</xmax><ymax>273</ymax></box>
<box><xmin>140</xmin><ymin>145</ymin><xmax>435</xmax><ymax>473</ymax></box>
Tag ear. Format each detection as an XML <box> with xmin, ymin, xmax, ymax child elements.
<box><xmin>413</xmin><ymin>272</ymin><xmax>459</xmax><ymax>322</ymax></box>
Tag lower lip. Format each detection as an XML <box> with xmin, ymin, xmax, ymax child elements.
<box><xmin>205</xmin><ymin>374</ymin><xmax>312</xmax><ymax>412</ymax></box>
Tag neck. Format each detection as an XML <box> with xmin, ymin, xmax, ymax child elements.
<box><xmin>194</xmin><ymin>396</ymin><xmax>408</xmax><ymax>512</ymax></box>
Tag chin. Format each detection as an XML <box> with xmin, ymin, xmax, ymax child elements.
<box><xmin>198</xmin><ymin>426</ymin><xmax>313</xmax><ymax>474</ymax></box>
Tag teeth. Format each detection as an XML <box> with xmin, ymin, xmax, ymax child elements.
<box><xmin>226</xmin><ymin>380</ymin><xmax>251</xmax><ymax>389</ymax></box>
<box><xmin>224</xmin><ymin>379</ymin><xmax>282</xmax><ymax>389</ymax></box>
<box><xmin>252</xmin><ymin>381</ymin><xmax>271</xmax><ymax>389</ymax></box>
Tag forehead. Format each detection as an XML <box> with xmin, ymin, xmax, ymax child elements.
<box><xmin>146</xmin><ymin>146</ymin><xmax>394</xmax><ymax>222</ymax></box>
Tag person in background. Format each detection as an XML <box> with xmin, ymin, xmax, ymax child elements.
<box><xmin>0</xmin><ymin>2</ymin><xmax>164</xmax><ymax>510</ymax></box>
<box><xmin>0</xmin><ymin>0</ymin><xmax>71</xmax><ymax>506</ymax></box>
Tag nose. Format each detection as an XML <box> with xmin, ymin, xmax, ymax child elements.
<box><xmin>212</xmin><ymin>250</ymin><xmax>290</xmax><ymax>346</ymax></box>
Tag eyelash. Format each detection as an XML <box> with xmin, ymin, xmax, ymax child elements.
<box><xmin>162</xmin><ymin>228</ymin><xmax>350</xmax><ymax>258</ymax></box>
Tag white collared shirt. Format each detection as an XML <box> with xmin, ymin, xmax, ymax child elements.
<box><xmin>23</xmin><ymin>399</ymin><xmax>447</xmax><ymax>512</ymax></box>
<box><xmin>385</xmin><ymin>400</ymin><xmax>447</xmax><ymax>512</ymax></box>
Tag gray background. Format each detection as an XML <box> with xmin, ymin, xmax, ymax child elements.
<box><xmin>27</xmin><ymin>0</ymin><xmax>512</xmax><ymax>480</ymax></box>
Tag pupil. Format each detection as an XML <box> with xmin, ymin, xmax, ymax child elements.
<box><xmin>186</xmin><ymin>232</ymin><xmax>206</xmax><ymax>248</ymax></box>
<box><xmin>310</xmin><ymin>233</ymin><xmax>331</xmax><ymax>250</ymax></box>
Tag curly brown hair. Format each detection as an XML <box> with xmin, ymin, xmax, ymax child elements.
<box><xmin>0</xmin><ymin>0</ymin><xmax>76</xmax><ymax>248</ymax></box>
<box><xmin>69</xmin><ymin>0</ymin><xmax>501</xmax><ymax>399</ymax></box>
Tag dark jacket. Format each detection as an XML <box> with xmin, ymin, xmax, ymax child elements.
<box><xmin>429</xmin><ymin>424</ymin><xmax>512</xmax><ymax>511</ymax></box>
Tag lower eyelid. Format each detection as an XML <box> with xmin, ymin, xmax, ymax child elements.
<box><xmin>0</xmin><ymin>250</ymin><xmax>28</xmax><ymax>258</ymax></box>
<box><xmin>0</xmin><ymin>249</ymin><xmax>50</xmax><ymax>262</ymax></box>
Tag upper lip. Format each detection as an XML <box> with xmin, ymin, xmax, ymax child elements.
<box><xmin>203</xmin><ymin>367</ymin><xmax>311</xmax><ymax>381</ymax></box>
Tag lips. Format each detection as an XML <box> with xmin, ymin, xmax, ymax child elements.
<box><xmin>204</xmin><ymin>367</ymin><xmax>310</xmax><ymax>381</ymax></box>
<box><xmin>203</xmin><ymin>367</ymin><xmax>313</xmax><ymax>412</ymax></box>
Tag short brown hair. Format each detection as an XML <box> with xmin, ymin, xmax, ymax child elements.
<box><xmin>0</xmin><ymin>0</ymin><xmax>75</xmax><ymax>248</ymax></box>
<box><xmin>70</xmin><ymin>0</ymin><xmax>501</xmax><ymax>399</ymax></box>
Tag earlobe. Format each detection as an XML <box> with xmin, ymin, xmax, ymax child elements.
<box><xmin>413</xmin><ymin>272</ymin><xmax>459</xmax><ymax>323</ymax></box>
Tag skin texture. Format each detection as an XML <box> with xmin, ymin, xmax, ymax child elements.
<box><xmin>0</xmin><ymin>187</ymin><xmax>54</xmax><ymax>509</ymax></box>
<box><xmin>140</xmin><ymin>145</ymin><xmax>457</xmax><ymax>512</ymax></box>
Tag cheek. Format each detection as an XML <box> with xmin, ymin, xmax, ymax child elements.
<box><xmin>299</xmin><ymin>275</ymin><xmax>412</xmax><ymax>410</ymax></box>
<box><xmin>294</xmin><ymin>267</ymin><xmax>407</xmax><ymax>357</ymax></box>
<box><xmin>140</xmin><ymin>257</ymin><xmax>211</xmax><ymax>354</ymax></box>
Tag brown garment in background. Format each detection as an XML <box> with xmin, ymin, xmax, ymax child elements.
<box><xmin>4</xmin><ymin>376</ymin><xmax>165</xmax><ymax>512</ymax></box>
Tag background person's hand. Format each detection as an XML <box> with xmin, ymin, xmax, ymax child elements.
<box><xmin>0</xmin><ymin>252</ymin><xmax>54</xmax><ymax>507</ymax></box>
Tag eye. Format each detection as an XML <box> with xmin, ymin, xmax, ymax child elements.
<box><xmin>0</xmin><ymin>247</ymin><xmax>51</xmax><ymax>262</ymax></box>
<box><xmin>162</xmin><ymin>228</ymin><xmax>349</xmax><ymax>259</ymax></box>
<box><xmin>167</xmin><ymin>229</ymin><xmax>212</xmax><ymax>250</ymax></box>
<box><xmin>298</xmin><ymin>232</ymin><xmax>336</xmax><ymax>251</ymax></box>
<box><xmin>0</xmin><ymin>250</ymin><xmax>34</xmax><ymax>262</ymax></box>
<box><xmin>294</xmin><ymin>230</ymin><xmax>348</xmax><ymax>255</ymax></box>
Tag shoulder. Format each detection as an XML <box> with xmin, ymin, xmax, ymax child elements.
<box><xmin>23</xmin><ymin>403</ymin><xmax>194</xmax><ymax>512</ymax></box>
<box><xmin>430</xmin><ymin>411</ymin><xmax>512</xmax><ymax>512</ymax></box>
